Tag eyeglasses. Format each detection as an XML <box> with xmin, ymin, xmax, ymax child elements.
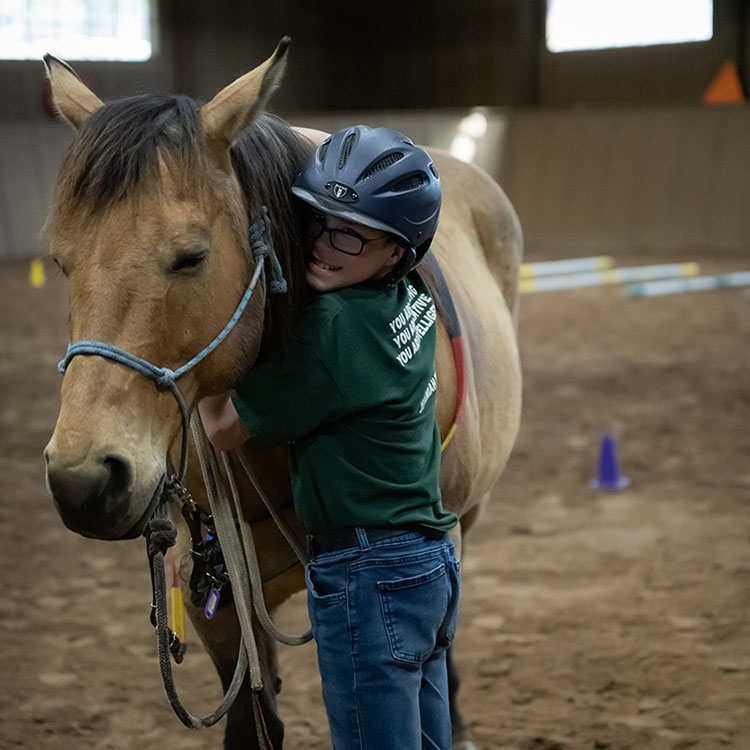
<box><xmin>303</xmin><ymin>213</ymin><xmax>389</xmax><ymax>256</ymax></box>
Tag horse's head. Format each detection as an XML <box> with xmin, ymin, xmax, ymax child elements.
<box><xmin>43</xmin><ymin>40</ymin><xmax>292</xmax><ymax>539</ymax></box>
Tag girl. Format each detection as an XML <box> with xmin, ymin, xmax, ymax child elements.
<box><xmin>200</xmin><ymin>125</ymin><xmax>460</xmax><ymax>750</ymax></box>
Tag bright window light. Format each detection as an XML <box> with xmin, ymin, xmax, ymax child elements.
<box><xmin>449</xmin><ymin>134</ymin><xmax>477</xmax><ymax>163</ymax></box>
<box><xmin>458</xmin><ymin>111</ymin><xmax>488</xmax><ymax>139</ymax></box>
<box><xmin>0</xmin><ymin>0</ymin><xmax>152</xmax><ymax>61</ymax></box>
<box><xmin>450</xmin><ymin>109</ymin><xmax>489</xmax><ymax>163</ymax></box>
<box><xmin>546</xmin><ymin>0</ymin><xmax>713</xmax><ymax>53</ymax></box>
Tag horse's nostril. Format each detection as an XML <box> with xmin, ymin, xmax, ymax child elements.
<box><xmin>103</xmin><ymin>455</ymin><xmax>133</xmax><ymax>507</ymax></box>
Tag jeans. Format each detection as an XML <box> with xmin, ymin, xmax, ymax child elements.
<box><xmin>305</xmin><ymin>528</ymin><xmax>461</xmax><ymax>750</ymax></box>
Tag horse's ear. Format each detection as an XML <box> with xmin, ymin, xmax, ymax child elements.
<box><xmin>43</xmin><ymin>54</ymin><xmax>104</xmax><ymax>130</ymax></box>
<box><xmin>200</xmin><ymin>36</ymin><xmax>290</xmax><ymax>167</ymax></box>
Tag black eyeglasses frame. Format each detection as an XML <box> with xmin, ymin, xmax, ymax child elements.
<box><xmin>304</xmin><ymin>213</ymin><xmax>390</xmax><ymax>256</ymax></box>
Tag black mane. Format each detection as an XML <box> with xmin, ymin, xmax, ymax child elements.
<box><xmin>231</xmin><ymin>113</ymin><xmax>314</xmax><ymax>349</ymax></box>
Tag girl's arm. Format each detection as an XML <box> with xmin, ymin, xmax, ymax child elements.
<box><xmin>292</xmin><ymin>126</ymin><xmax>329</xmax><ymax>147</ymax></box>
<box><xmin>198</xmin><ymin>394</ymin><xmax>250</xmax><ymax>452</ymax></box>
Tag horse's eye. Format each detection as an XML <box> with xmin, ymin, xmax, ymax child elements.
<box><xmin>171</xmin><ymin>253</ymin><xmax>205</xmax><ymax>273</ymax></box>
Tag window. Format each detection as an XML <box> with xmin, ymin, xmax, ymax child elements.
<box><xmin>0</xmin><ymin>0</ymin><xmax>153</xmax><ymax>61</ymax></box>
<box><xmin>546</xmin><ymin>0</ymin><xmax>713</xmax><ymax>53</ymax></box>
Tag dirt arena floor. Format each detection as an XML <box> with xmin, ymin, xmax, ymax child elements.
<box><xmin>1</xmin><ymin>253</ymin><xmax>748</xmax><ymax>750</ymax></box>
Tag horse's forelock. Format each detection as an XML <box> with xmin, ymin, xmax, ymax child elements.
<box><xmin>54</xmin><ymin>93</ymin><xmax>206</xmax><ymax>212</ymax></box>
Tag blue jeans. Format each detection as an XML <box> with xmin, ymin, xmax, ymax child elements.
<box><xmin>305</xmin><ymin>529</ymin><xmax>461</xmax><ymax>750</ymax></box>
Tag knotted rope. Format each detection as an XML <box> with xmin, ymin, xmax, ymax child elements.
<box><xmin>144</xmin><ymin>497</ymin><xmax>248</xmax><ymax>729</ymax></box>
<box><xmin>249</xmin><ymin>205</ymin><xmax>287</xmax><ymax>294</ymax></box>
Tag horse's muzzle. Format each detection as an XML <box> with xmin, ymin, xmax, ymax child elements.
<box><xmin>45</xmin><ymin>449</ymin><xmax>159</xmax><ymax>540</ymax></box>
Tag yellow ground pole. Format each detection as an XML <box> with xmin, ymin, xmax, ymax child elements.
<box><xmin>520</xmin><ymin>256</ymin><xmax>614</xmax><ymax>279</ymax></box>
<box><xmin>520</xmin><ymin>262</ymin><xmax>699</xmax><ymax>294</ymax></box>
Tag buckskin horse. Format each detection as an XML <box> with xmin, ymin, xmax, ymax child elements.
<box><xmin>43</xmin><ymin>38</ymin><xmax>522</xmax><ymax>750</ymax></box>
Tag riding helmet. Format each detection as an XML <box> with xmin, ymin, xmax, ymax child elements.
<box><xmin>292</xmin><ymin>125</ymin><xmax>441</xmax><ymax>279</ymax></box>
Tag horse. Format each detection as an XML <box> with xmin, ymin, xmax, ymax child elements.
<box><xmin>43</xmin><ymin>38</ymin><xmax>522</xmax><ymax>750</ymax></box>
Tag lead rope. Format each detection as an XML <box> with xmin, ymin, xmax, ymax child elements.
<box><xmin>219</xmin><ymin>448</ymin><xmax>311</xmax><ymax>645</ymax></box>
<box><xmin>190</xmin><ymin>417</ymin><xmax>264</xmax><ymax>687</ymax></box>
<box><xmin>189</xmin><ymin>414</ymin><xmax>311</xmax><ymax>750</ymax></box>
<box><xmin>234</xmin><ymin>450</ymin><xmax>309</xmax><ymax>566</ymax></box>
<box><xmin>145</xmin><ymin>502</ymin><xmax>248</xmax><ymax>729</ymax></box>
<box><xmin>142</xmin><ymin>423</ymin><xmax>286</xmax><ymax>742</ymax></box>
<box><xmin>191</xmin><ymin>413</ymin><xmax>312</xmax><ymax>648</ymax></box>
<box><xmin>137</xmin><ymin>208</ymin><xmax>291</xmax><ymax>743</ymax></box>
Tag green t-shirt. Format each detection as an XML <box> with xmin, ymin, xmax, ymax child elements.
<box><xmin>232</xmin><ymin>272</ymin><xmax>457</xmax><ymax>536</ymax></box>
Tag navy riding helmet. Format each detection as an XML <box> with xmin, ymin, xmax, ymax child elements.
<box><xmin>292</xmin><ymin>125</ymin><xmax>441</xmax><ymax>282</ymax></box>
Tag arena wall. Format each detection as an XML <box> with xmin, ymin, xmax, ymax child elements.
<box><xmin>270</xmin><ymin>105</ymin><xmax>750</xmax><ymax>258</ymax></box>
<box><xmin>1</xmin><ymin>105</ymin><xmax>748</xmax><ymax>261</ymax></box>
<box><xmin>0</xmin><ymin>0</ymin><xmax>747</xmax><ymax>260</ymax></box>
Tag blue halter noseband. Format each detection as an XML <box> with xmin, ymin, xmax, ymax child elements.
<box><xmin>57</xmin><ymin>206</ymin><xmax>286</xmax><ymax>483</ymax></box>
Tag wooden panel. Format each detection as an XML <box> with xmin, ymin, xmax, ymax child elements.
<box><xmin>298</xmin><ymin>104</ymin><xmax>750</xmax><ymax>257</ymax></box>
<box><xmin>500</xmin><ymin>106</ymin><xmax>750</xmax><ymax>256</ymax></box>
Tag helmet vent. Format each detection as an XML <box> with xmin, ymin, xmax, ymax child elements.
<box><xmin>318</xmin><ymin>141</ymin><xmax>329</xmax><ymax>162</ymax></box>
<box><xmin>390</xmin><ymin>174</ymin><xmax>426</xmax><ymax>192</ymax></box>
<box><xmin>362</xmin><ymin>152</ymin><xmax>404</xmax><ymax>180</ymax></box>
<box><xmin>338</xmin><ymin>133</ymin><xmax>356</xmax><ymax>169</ymax></box>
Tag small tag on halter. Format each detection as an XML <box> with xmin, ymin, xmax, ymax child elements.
<box><xmin>204</xmin><ymin>586</ymin><xmax>221</xmax><ymax>619</ymax></box>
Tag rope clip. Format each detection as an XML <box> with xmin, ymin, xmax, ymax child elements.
<box><xmin>164</xmin><ymin>476</ymin><xmax>196</xmax><ymax>511</ymax></box>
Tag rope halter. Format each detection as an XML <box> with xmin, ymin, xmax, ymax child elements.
<box><xmin>56</xmin><ymin>206</ymin><xmax>285</xmax><ymax>484</ymax></box>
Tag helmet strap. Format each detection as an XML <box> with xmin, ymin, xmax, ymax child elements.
<box><xmin>379</xmin><ymin>247</ymin><xmax>418</xmax><ymax>287</ymax></box>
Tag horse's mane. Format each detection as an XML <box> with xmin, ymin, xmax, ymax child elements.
<box><xmin>53</xmin><ymin>92</ymin><xmax>313</xmax><ymax>353</ymax></box>
<box><xmin>230</xmin><ymin>114</ymin><xmax>313</xmax><ymax>352</ymax></box>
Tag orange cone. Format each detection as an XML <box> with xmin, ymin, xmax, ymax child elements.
<box><xmin>703</xmin><ymin>61</ymin><xmax>745</xmax><ymax>105</ymax></box>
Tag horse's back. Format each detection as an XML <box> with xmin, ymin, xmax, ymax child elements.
<box><xmin>432</xmin><ymin>150</ymin><xmax>522</xmax><ymax>324</ymax></box>
<box><xmin>428</xmin><ymin>151</ymin><xmax>522</xmax><ymax>523</ymax></box>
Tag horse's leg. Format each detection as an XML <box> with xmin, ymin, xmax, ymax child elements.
<box><xmin>221</xmin><ymin>623</ymin><xmax>284</xmax><ymax>750</ymax></box>
<box><xmin>183</xmin><ymin>599</ymin><xmax>285</xmax><ymax>749</ymax></box>
<box><xmin>449</xmin><ymin>502</ymin><xmax>487</xmax><ymax>750</ymax></box>
<box><xmin>448</xmin><ymin>644</ymin><xmax>477</xmax><ymax>750</ymax></box>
